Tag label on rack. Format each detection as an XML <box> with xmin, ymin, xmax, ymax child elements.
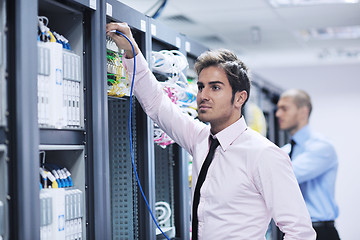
<box><xmin>106</xmin><ymin>3</ymin><xmax>112</xmax><ymax>17</ymax></box>
<box><xmin>90</xmin><ymin>0</ymin><xmax>96</xmax><ymax>10</ymax></box>
<box><xmin>185</xmin><ymin>41</ymin><xmax>191</xmax><ymax>53</ymax></box>
<box><xmin>176</xmin><ymin>37</ymin><xmax>181</xmax><ymax>49</ymax></box>
<box><xmin>151</xmin><ymin>24</ymin><xmax>157</xmax><ymax>36</ymax></box>
<box><xmin>141</xmin><ymin>20</ymin><xmax>146</xmax><ymax>32</ymax></box>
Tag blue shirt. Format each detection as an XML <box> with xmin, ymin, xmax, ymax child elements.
<box><xmin>283</xmin><ymin>125</ymin><xmax>339</xmax><ymax>222</ymax></box>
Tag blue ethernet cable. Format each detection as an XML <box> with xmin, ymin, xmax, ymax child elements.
<box><xmin>44</xmin><ymin>164</ymin><xmax>63</xmax><ymax>188</ymax></box>
<box><xmin>113</xmin><ymin>30</ymin><xmax>171</xmax><ymax>240</ymax></box>
<box><xmin>45</xmin><ymin>163</ymin><xmax>69</xmax><ymax>188</ymax></box>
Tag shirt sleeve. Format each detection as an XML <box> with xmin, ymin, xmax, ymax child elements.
<box><xmin>254</xmin><ymin>145</ymin><xmax>316</xmax><ymax>240</ymax></box>
<box><xmin>292</xmin><ymin>140</ymin><xmax>337</xmax><ymax>184</ymax></box>
<box><xmin>123</xmin><ymin>53</ymin><xmax>205</xmax><ymax>155</ymax></box>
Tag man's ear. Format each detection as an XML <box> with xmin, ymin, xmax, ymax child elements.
<box><xmin>299</xmin><ymin>105</ymin><xmax>310</xmax><ymax>121</ymax></box>
<box><xmin>234</xmin><ymin>90</ymin><xmax>247</xmax><ymax>108</ymax></box>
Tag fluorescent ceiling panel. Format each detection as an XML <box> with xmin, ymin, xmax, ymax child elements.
<box><xmin>297</xmin><ymin>25</ymin><xmax>360</xmax><ymax>40</ymax></box>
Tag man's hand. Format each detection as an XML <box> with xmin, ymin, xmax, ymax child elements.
<box><xmin>106</xmin><ymin>22</ymin><xmax>140</xmax><ymax>58</ymax></box>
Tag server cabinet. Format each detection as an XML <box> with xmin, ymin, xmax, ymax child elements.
<box><xmin>250</xmin><ymin>75</ymin><xmax>287</xmax><ymax>146</ymax></box>
<box><xmin>37</xmin><ymin>1</ymin><xmax>93</xmax><ymax>239</ymax></box>
<box><xmin>149</xmin><ymin>17</ymin><xmax>193</xmax><ymax>240</ymax></box>
<box><xmin>105</xmin><ymin>1</ymin><xmax>152</xmax><ymax>239</ymax></box>
<box><xmin>6</xmin><ymin>0</ymin><xmax>103</xmax><ymax>239</ymax></box>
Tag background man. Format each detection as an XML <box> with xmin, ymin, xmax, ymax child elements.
<box><xmin>276</xmin><ymin>89</ymin><xmax>340</xmax><ymax>240</ymax></box>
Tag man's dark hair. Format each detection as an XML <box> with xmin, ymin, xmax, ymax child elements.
<box><xmin>194</xmin><ymin>49</ymin><xmax>251</xmax><ymax>108</ymax></box>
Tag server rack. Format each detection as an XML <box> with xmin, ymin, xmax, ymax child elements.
<box><xmin>104</xmin><ymin>1</ymin><xmax>205</xmax><ymax>239</ymax></box>
<box><xmin>105</xmin><ymin>1</ymin><xmax>152</xmax><ymax>239</ymax></box>
<box><xmin>148</xmin><ymin>17</ymin><xmax>187</xmax><ymax>240</ymax></box>
<box><xmin>250</xmin><ymin>74</ymin><xmax>288</xmax><ymax>146</ymax></box>
<box><xmin>36</xmin><ymin>1</ymin><xmax>91</xmax><ymax>239</ymax></box>
<box><xmin>5</xmin><ymin>0</ymin><xmax>106</xmax><ymax>239</ymax></box>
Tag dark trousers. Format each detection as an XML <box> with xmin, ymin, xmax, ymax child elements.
<box><xmin>314</xmin><ymin>225</ymin><xmax>340</xmax><ymax>240</ymax></box>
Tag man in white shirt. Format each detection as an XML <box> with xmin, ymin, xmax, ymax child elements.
<box><xmin>107</xmin><ymin>22</ymin><xmax>316</xmax><ymax>240</ymax></box>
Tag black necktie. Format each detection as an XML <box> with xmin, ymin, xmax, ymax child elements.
<box><xmin>289</xmin><ymin>139</ymin><xmax>296</xmax><ymax>159</ymax></box>
<box><xmin>192</xmin><ymin>137</ymin><xmax>220</xmax><ymax>240</ymax></box>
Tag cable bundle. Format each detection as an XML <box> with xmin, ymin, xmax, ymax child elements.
<box><xmin>38</xmin><ymin>16</ymin><xmax>71</xmax><ymax>49</ymax></box>
<box><xmin>154</xmin><ymin>123</ymin><xmax>175</xmax><ymax>147</ymax></box>
<box><xmin>151</xmin><ymin>50</ymin><xmax>198</xmax><ymax>148</ymax></box>
<box><xmin>151</xmin><ymin>50</ymin><xmax>188</xmax><ymax>85</ymax></box>
<box><xmin>39</xmin><ymin>151</ymin><xmax>73</xmax><ymax>189</ymax></box>
<box><xmin>106</xmin><ymin>38</ymin><xmax>130</xmax><ymax>97</ymax></box>
<box><xmin>155</xmin><ymin>201</ymin><xmax>172</xmax><ymax>226</ymax></box>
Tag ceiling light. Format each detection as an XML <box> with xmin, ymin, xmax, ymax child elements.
<box><xmin>318</xmin><ymin>48</ymin><xmax>360</xmax><ymax>60</ymax></box>
<box><xmin>269</xmin><ymin>0</ymin><xmax>359</xmax><ymax>7</ymax></box>
<box><xmin>297</xmin><ymin>26</ymin><xmax>360</xmax><ymax>40</ymax></box>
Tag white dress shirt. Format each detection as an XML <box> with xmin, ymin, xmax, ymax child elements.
<box><xmin>124</xmin><ymin>53</ymin><xmax>316</xmax><ymax>240</ymax></box>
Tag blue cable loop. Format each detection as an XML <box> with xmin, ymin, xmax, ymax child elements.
<box><xmin>114</xmin><ymin>30</ymin><xmax>171</xmax><ymax>240</ymax></box>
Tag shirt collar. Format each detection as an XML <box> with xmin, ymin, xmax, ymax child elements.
<box><xmin>292</xmin><ymin>124</ymin><xmax>311</xmax><ymax>146</ymax></box>
<box><xmin>212</xmin><ymin>117</ymin><xmax>248</xmax><ymax>151</ymax></box>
